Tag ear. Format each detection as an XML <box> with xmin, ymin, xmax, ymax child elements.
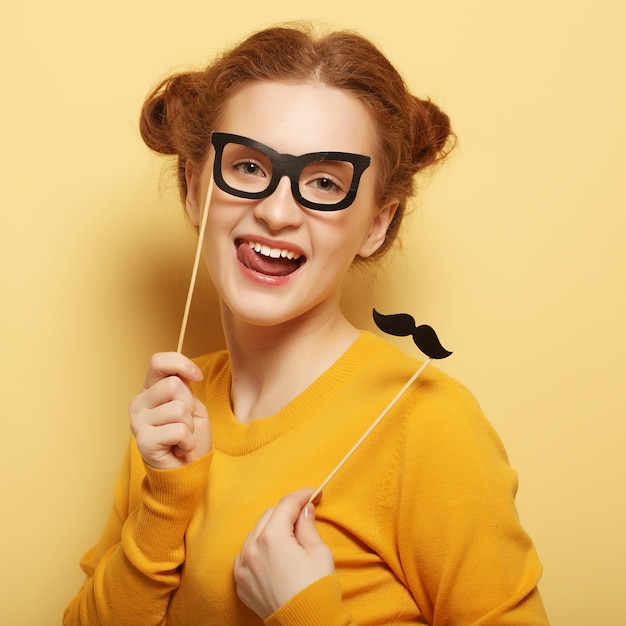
<box><xmin>357</xmin><ymin>198</ymin><xmax>399</xmax><ymax>258</ymax></box>
<box><xmin>185</xmin><ymin>160</ymin><xmax>201</xmax><ymax>226</ymax></box>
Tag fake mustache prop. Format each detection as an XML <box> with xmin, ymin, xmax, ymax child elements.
<box><xmin>372</xmin><ymin>309</ymin><xmax>452</xmax><ymax>359</ymax></box>
<box><xmin>309</xmin><ymin>309</ymin><xmax>452</xmax><ymax>503</ymax></box>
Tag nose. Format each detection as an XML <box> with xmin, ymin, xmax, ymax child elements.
<box><xmin>252</xmin><ymin>176</ymin><xmax>304</xmax><ymax>231</ymax></box>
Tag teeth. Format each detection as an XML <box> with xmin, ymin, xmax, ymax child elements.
<box><xmin>248</xmin><ymin>241</ymin><xmax>301</xmax><ymax>261</ymax></box>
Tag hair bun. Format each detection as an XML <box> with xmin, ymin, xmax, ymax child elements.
<box><xmin>139</xmin><ymin>73</ymin><xmax>201</xmax><ymax>156</ymax></box>
<box><xmin>409</xmin><ymin>96</ymin><xmax>455</xmax><ymax>172</ymax></box>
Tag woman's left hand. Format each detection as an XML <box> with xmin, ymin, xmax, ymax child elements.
<box><xmin>234</xmin><ymin>488</ymin><xmax>335</xmax><ymax>619</ymax></box>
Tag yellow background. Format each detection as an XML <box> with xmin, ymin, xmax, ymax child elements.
<box><xmin>1</xmin><ymin>1</ymin><xmax>624</xmax><ymax>624</ymax></box>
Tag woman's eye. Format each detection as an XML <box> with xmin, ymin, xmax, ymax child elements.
<box><xmin>313</xmin><ymin>177</ymin><xmax>340</xmax><ymax>192</ymax></box>
<box><xmin>306</xmin><ymin>175</ymin><xmax>346</xmax><ymax>197</ymax></box>
<box><xmin>302</xmin><ymin>161</ymin><xmax>352</xmax><ymax>197</ymax></box>
<box><xmin>234</xmin><ymin>160</ymin><xmax>265</xmax><ymax>177</ymax></box>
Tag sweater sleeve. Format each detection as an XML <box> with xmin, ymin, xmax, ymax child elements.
<box><xmin>63</xmin><ymin>440</ymin><xmax>213</xmax><ymax>626</ymax></box>
<box><xmin>264</xmin><ymin>575</ymin><xmax>354</xmax><ymax>626</ymax></box>
<box><xmin>397</xmin><ymin>378</ymin><xmax>549</xmax><ymax>625</ymax></box>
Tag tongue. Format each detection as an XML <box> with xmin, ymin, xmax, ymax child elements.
<box><xmin>237</xmin><ymin>242</ymin><xmax>300</xmax><ymax>277</ymax></box>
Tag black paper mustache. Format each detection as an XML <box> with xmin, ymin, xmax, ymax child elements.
<box><xmin>372</xmin><ymin>309</ymin><xmax>452</xmax><ymax>359</ymax></box>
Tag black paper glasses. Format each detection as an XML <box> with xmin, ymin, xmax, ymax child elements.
<box><xmin>210</xmin><ymin>132</ymin><xmax>371</xmax><ymax>211</ymax></box>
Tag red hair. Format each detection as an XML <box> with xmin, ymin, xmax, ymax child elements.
<box><xmin>140</xmin><ymin>24</ymin><xmax>454</xmax><ymax>259</ymax></box>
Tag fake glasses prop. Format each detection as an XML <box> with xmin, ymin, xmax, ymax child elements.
<box><xmin>210</xmin><ymin>132</ymin><xmax>371</xmax><ymax>211</ymax></box>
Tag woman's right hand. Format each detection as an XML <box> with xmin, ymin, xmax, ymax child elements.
<box><xmin>129</xmin><ymin>352</ymin><xmax>211</xmax><ymax>469</ymax></box>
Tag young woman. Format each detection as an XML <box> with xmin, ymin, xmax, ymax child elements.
<box><xmin>64</xmin><ymin>24</ymin><xmax>549</xmax><ymax>625</ymax></box>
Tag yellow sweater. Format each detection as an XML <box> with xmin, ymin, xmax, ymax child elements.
<box><xmin>64</xmin><ymin>332</ymin><xmax>548</xmax><ymax>625</ymax></box>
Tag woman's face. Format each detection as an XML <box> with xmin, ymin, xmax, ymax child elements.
<box><xmin>186</xmin><ymin>81</ymin><xmax>397</xmax><ymax>330</ymax></box>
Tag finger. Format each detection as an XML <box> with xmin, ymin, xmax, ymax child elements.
<box><xmin>146</xmin><ymin>375</ymin><xmax>196</xmax><ymax>411</ymax></box>
<box><xmin>191</xmin><ymin>395</ymin><xmax>210</xmax><ymax>421</ymax></box>
<box><xmin>274</xmin><ymin>488</ymin><xmax>317</xmax><ymax>520</ymax></box>
<box><xmin>143</xmin><ymin>352</ymin><xmax>203</xmax><ymax>389</ymax></box>
<box><xmin>236</xmin><ymin>508</ymin><xmax>274</xmax><ymax>573</ymax></box>
<box><xmin>128</xmin><ymin>378</ymin><xmax>196</xmax><ymax>436</ymax></box>
<box><xmin>239</xmin><ymin>489</ymin><xmax>316</xmax><ymax>557</ymax></box>
<box><xmin>136</xmin><ymin>421</ymin><xmax>196</xmax><ymax>456</ymax></box>
<box><xmin>256</xmin><ymin>489</ymin><xmax>317</xmax><ymax>539</ymax></box>
<box><xmin>135</xmin><ymin>401</ymin><xmax>196</xmax><ymax>431</ymax></box>
<box><xmin>245</xmin><ymin>507</ymin><xmax>275</xmax><ymax>545</ymax></box>
<box><xmin>294</xmin><ymin>503</ymin><xmax>322</xmax><ymax>550</ymax></box>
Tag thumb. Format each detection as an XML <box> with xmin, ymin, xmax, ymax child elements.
<box><xmin>294</xmin><ymin>503</ymin><xmax>322</xmax><ymax>549</ymax></box>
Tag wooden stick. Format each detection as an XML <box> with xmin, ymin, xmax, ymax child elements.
<box><xmin>176</xmin><ymin>175</ymin><xmax>214</xmax><ymax>354</ymax></box>
<box><xmin>308</xmin><ymin>358</ymin><xmax>433</xmax><ymax>504</ymax></box>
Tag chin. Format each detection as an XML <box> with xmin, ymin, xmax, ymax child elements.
<box><xmin>222</xmin><ymin>295</ymin><xmax>332</xmax><ymax>331</ymax></box>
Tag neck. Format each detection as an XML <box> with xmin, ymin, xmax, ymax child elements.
<box><xmin>220</xmin><ymin>302</ymin><xmax>359</xmax><ymax>424</ymax></box>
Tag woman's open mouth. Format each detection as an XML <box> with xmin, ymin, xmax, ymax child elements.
<box><xmin>235</xmin><ymin>239</ymin><xmax>305</xmax><ymax>277</ymax></box>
